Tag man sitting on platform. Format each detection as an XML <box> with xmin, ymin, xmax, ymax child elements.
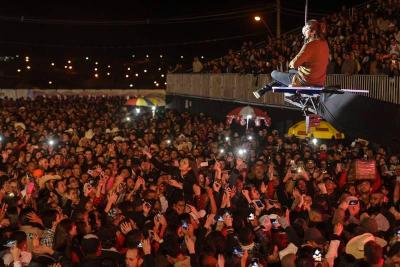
<box><xmin>254</xmin><ymin>19</ymin><xmax>329</xmax><ymax>98</ymax></box>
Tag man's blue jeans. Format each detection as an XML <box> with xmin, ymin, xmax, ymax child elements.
<box><xmin>270</xmin><ymin>69</ymin><xmax>298</xmax><ymax>87</ymax></box>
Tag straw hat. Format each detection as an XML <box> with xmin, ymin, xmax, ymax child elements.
<box><xmin>38</xmin><ymin>174</ymin><xmax>61</xmax><ymax>188</ymax></box>
<box><xmin>14</xmin><ymin>122</ymin><xmax>26</xmax><ymax>130</ymax></box>
<box><xmin>345</xmin><ymin>233</ymin><xmax>387</xmax><ymax>259</ymax></box>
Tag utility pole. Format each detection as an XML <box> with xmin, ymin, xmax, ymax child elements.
<box><xmin>276</xmin><ymin>0</ymin><xmax>281</xmax><ymax>38</ymax></box>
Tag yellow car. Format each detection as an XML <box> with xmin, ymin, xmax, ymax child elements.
<box><xmin>288</xmin><ymin>120</ymin><xmax>345</xmax><ymax>139</ymax></box>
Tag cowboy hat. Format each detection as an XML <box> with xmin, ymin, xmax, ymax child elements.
<box><xmin>345</xmin><ymin>233</ymin><xmax>387</xmax><ymax>259</ymax></box>
<box><xmin>14</xmin><ymin>122</ymin><xmax>26</xmax><ymax>130</ymax></box>
<box><xmin>38</xmin><ymin>174</ymin><xmax>62</xmax><ymax>188</ymax></box>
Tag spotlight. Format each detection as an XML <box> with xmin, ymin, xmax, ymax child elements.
<box><xmin>247</xmin><ymin>135</ymin><xmax>253</xmax><ymax>140</ymax></box>
<box><xmin>126</xmin><ymin>116</ymin><xmax>131</xmax><ymax>121</ymax></box>
<box><xmin>166</xmin><ymin>139</ymin><xmax>171</xmax><ymax>144</ymax></box>
<box><xmin>85</xmin><ymin>57</ymin><xmax>89</xmax><ymax>60</ymax></box>
<box><xmin>312</xmin><ymin>138</ymin><xmax>318</xmax><ymax>145</ymax></box>
<box><xmin>225</xmin><ymin>136</ymin><xmax>230</xmax><ymax>141</ymax></box>
<box><xmin>129</xmin><ymin>84</ymin><xmax>133</xmax><ymax>88</ymax></box>
<box><xmin>220</xmin><ymin>149</ymin><xmax>225</xmax><ymax>154</ymax></box>
<box><xmin>151</xmin><ymin>106</ymin><xmax>156</xmax><ymax>111</ymax></box>
<box><xmin>135</xmin><ymin>108</ymin><xmax>141</xmax><ymax>114</ymax></box>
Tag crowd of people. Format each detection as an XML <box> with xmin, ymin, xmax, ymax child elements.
<box><xmin>188</xmin><ymin>0</ymin><xmax>400</xmax><ymax>77</ymax></box>
<box><xmin>0</xmin><ymin>95</ymin><xmax>399</xmax><ymax>267</ymax></box>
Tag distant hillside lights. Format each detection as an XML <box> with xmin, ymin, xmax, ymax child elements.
<box><xmin>11</xmin><ymin>54</ymin><xmax>169</xmax><ymax>87</ymax></box>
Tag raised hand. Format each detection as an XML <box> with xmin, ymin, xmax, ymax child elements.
<box><xmin>223</xmin><ymin>213</ymin><xmax>233</xmax><ymax>227</ymax></box>
<box><xmin>204</xmin><ymin>214</ymin><xmax>215</xmax><ymax>229</ymax></box>
<box><xmin>142</xmin><ymin>149</ymin><xmax>152</xmax><ymax>159</ymax></box>
<box><xmin>213</xmin><ymin>181</ymin><xmax>222</xmax><ymax>192</ymax></box>
<box><xmin>120</xmin><ymin>221</ymin><xmax>133</xmax><ymax>235</ymax></box>
<box><xmin>27</xmin><ymin>212</ymin><xmax>43</xmax><ymax>226</ymax></box>
<box><xmin>0</xmin><ymin>203</ymin><xmax>7</xmax><ymax>222</ymax></box>
<box><xmin>142</xmin><ymin>238</ymin><xmax>151</xmax><ymax>255</ymax></box>
<box><xmin>333</xmin><ymin>222</ymin><xmax>343</xmax><ymax>236</ymax></box>
<box><xmin>107</xmin><ymin>191</ymin><xmax>118</xmax><ymax>205</ymax></box>
<box><xmin>193</xmin><ymin>184</ymin><xmax>201</xmax><ymax>196</ymax></box>
<box><xmin>184</xmin><ymin>235</ymin><xmax>195</xmax><ymax>254</ymax></box>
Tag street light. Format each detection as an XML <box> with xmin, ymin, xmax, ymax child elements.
<box><xmin>253</xmin><ymin>15</ymin><xmax>273</xmax><ymax>37</ymax></box>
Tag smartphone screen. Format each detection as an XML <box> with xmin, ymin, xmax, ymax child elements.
<box><xmin>232</xmin><ymin>247</ymin><xmax>243</xmax><ymax>257</ymax></box>
<box><xmin>313</xmin><ymin>249</ymin><xmax>322</xmax><ymax>262</ymax></box>
<box><xmin>254</xmin><ymin>200</ymin><xmax>264</xmax><ymax>208</ymax></box>
<box><xmin>349</xmin><ymin>200</ymin><xmax>358</xmax><ymax>205</ymax></box>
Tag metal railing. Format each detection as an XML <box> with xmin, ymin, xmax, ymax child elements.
<box><xmin>167</xmin><ymin>74</ymin><xmax>400</xmax><ymax>105</ymax></box>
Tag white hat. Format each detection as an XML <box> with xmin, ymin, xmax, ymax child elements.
<box><xmin>113</xmin><ymin>136</ymin><xmax>125</xmax><ymax>142</ymax></box>
<box><xmin>14</xmin><ymin>122</ymin><xmax>26</xmax><ymax>130</ymax></box>
<box><xmin>38</xmin><ymin>174</ymin><xmax>61</xmax><ymax>188</ymax></box>
<box><xmin>279</xmin><ymin>243</ymin><xmax>298</xmax><ymax>260</ymax></box>
<box><xmin>84</xmin><ymin>129</ymin><xmax>95</xmax><ymax>139</ymax></box>
<box><xmin>111</xmin><ymin>127</ymin><xmax>120</xmax><ymax>133</ymax></box>
<box><xmin>345</xmin><ymin>233</ymin><xmax>387</xmax><ymax>259</ymax></box>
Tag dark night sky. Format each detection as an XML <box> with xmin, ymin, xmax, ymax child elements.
<box><xmin>0</xmin><ymin>0</ymin><xmax>368</xmax><ymax>57</ymax></box>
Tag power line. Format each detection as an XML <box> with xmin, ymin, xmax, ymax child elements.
<box><xmin>0</xmin><ymin>6</ymin><xmax>276</xmax><ymax>26</ymax></box>
<box><xmin>0</xmin><ymin>32</ymin><xmax>266</xmax><ymax>49</ymax></box>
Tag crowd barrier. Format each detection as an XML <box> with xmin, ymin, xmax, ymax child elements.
<box><xmin>167</xmin><ymin>74</ymin><xmax>400</xmax><ymax>106</ymax></box>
